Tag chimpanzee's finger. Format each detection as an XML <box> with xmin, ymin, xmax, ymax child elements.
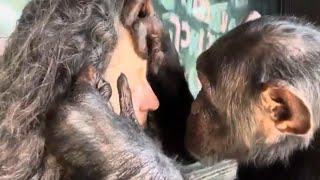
<box><xmin>121</xmin><ymin>0</ymin><xmax>155</xmax><ymax>27</ymax></box>
<box><xmin>76</xmin><ymin>65</ymin><xmax>113</xmax><ymax>104</ymax></box>
<box><xmin>148</xmin><ymin>32</ymin><xmax>164</xmax><ymax>75</ymax></box>
<box><xmin>132</xmin><ymin>20</ymin><xmax>148</xmax><ymax>58</ymax></box>
<box><xmin>117</xmin><ymin>73</ymin><xmax>139</xmax><ymax>124</ymax></box>
<box><xmin>76</xmin><ymin>65</ymin><xmax>99</xmax><ymax>87</ymax></box>
<box><xmin>97</xmin><ymin>76</ymin><xmax>112</xmax><ymax>102</ymax></box>
<box><xmin>121</xmin><ymin>0</ymin><xmax>144</xmax><ymax>27</ymax></box>
<box><xmin>131</xmin><ymin>15</ymin><xmax>163</xmax><ymax>59</ymax></box>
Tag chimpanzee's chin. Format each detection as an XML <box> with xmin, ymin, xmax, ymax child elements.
<box><xmin>198</xmin><ymin>155</ymin><xmax>219</xmax><ymax>166</ymax></box>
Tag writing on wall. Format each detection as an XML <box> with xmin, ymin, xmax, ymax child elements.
<box><xmin>154</xmin><ymin>0</ymin><xmax>250</xmax><ymax>97</ymax></box>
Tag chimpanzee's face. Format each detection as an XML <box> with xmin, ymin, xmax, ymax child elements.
<box><xmin>185</xmin><ymin>48</ymin><xmax>257</xmax><ymax>164</ymax></box>
<box><xmin>185</xmin><ymin>17</ymin><xmax>314</xmax><ymax>166</ymax></box>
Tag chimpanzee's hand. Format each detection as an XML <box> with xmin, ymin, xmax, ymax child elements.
<box><xmin>121</xmin><ymin>0</ymin><xmax>165</xmax><ymax>61</ymax></box>
<box><xmin>121</xmin><ymin>0</ymin><xmax>182</xmax><ymax>76</ymax></box>
<box><xmin>45</xmin><ymin>66</ymin><xmax>181</xmax><ymax>179</ymax></box>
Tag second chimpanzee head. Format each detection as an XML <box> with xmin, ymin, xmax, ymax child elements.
<box><xmin>186</xmin><ymin>16</ymin><xmax>320</xmax><ymax>166</ymax></box>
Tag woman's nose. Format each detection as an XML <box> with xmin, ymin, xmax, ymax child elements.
<box><xmin>139</xmin><ymin>82</ymin><xmax>159</xmax><ymax>112</ymax></box>
<box><xmin>131</xmin><ymin>81</ymin><xmax>159</xmax><ymax>127</ymax></box>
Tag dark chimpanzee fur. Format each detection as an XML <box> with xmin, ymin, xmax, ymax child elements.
<box><xmin>147</xmin><ymin>31</ymin><xmax>195</xmax><ymax>163</ymax></box>
<box><xmin>186</xmin><ymin>16</ymin><xmax>320</xmax><ymax>179</ymax></box>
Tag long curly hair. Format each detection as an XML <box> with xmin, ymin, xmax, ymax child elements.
<box><xmin>0</xmin><ymin>0</ymin><xmax>123</xmax><ymax>179</ymax></box>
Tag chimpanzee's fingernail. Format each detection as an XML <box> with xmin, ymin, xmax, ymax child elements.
<box><xmin>98</xmin><ymin>81</ymin><xmax>112</xmax><ymax>101</ymax></box>
<box><xmin>117</xmin><ymin>73</ymin><xmax>138</xmax><ymax>124</ymax></box>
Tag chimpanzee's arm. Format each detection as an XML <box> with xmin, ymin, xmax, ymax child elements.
<box><xmin>45</xmin><ymin>66</ymin><xmax>182</xmax><ymax>179</ymax></box>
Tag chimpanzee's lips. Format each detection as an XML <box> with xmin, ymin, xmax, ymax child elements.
<box><xmin>187</xmin><ymin>143</ymin><xmax>218</xmax><ymax>166</ymax></box>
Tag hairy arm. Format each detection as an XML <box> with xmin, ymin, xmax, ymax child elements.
<box><xmin>45</xmin><ymin>66</ymin><xmax>182</xmax><ymax>179</ymax></box>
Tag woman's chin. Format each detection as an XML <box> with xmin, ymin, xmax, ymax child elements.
<box><xmin>136</xmin><ymin>111</ymin><xmax>148</xmax><ymax>128</ymax></box>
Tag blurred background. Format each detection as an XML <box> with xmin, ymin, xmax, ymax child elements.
<box><xmin>0</xmin><ymin>0</ymin><xmax>30</xmax><ymax>38</ymax></box>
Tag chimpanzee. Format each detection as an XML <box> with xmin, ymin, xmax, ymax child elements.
<box><xmin>186</xmin><ymin>16</ymin><xmax>320</xmax><ymax>179</ymax></box>
<box><xmin>146</xmin><ymin>11</ymin><xmax>261</xmax><ymax>163</ymax></box>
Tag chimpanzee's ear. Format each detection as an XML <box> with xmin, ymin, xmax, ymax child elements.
<box><xmin>260</xmin><ymin>83</ymin><xmax>311</xmax><ymax>135</ymax></box>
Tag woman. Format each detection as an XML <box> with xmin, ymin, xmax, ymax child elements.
<box><xmin>0</xmin><ymin>0</ymin><xmax>169</xmax><ymax>178</ymax></box>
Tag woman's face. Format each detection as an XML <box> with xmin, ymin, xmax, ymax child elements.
<box><xmin>104</xmin><ymin>22</ymin><xmax>159</xmax><ymax>127</ymax></box>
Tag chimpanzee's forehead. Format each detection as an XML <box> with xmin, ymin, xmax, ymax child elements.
<box><xmin>198</xmin><ymin>22</ymin><xmax>302</xmax><ymax>78</ymax></box>
<box><xmin>196</xmin><ymin>22</ymin><xmax>264</xmax><ymax>81</ymax></box>
<box><xmin>196</xmin><ymin>45</ymin><xmax>258</xmax><ymax>88</ymax></box>
<box><xmin>196</xmin><ymin>15</ymin><xmax>320</xmax><ymax>100</ymax></box>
